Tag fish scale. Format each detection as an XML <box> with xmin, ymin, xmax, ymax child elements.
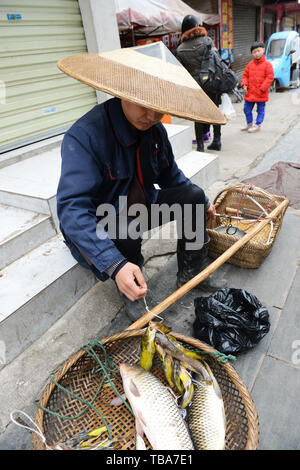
<box><xmin>120</xmin><ymin>363</ymin><xmax>194</xmax><ymax>450</ymax></box>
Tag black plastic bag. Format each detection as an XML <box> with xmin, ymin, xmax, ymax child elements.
<box><xmin>193</xmin><ymin>288</ymin><xmax>270</xmax><ymax>354</ymax></box>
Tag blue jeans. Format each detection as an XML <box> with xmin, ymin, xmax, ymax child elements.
<box><xmin>244</xmin><ymin>101</ymin><xmax>266</xmax><ymax>125</ymax></box>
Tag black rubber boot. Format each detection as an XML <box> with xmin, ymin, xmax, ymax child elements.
<box><xmin>207</xmin><ymin>138</ymin><xmax>221</xmax><ymax>151</ymax></box>
<box><xmin>177</xmin><ymin>242</ymin><xmax>208</xmax><ymax>287</ymax></box>
<box><xmin>196</xmin><ymin>139</ymin><xmax>204</xmax><ymax>152</ymax></box>
<box><xmin>195</xmin><ymin>122</ymin><xmax>204</xmax><ymax>152</ymax></box>
<box><xmin>176</xmin><ymin>242</ymin><xmax>226</xmax><ymax>291</ymax></box>
<box><xmin>207</xmin><ymin>125</ymin><xmax>221</xmax><ymax>151</ymax></box>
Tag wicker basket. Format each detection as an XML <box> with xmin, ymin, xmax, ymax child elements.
<box><xmin>32</xmin><ymin>329</ymin><xmax>260</xmax><ymax>450</ymax></box>
<box><xmin>207</xmin><ymin>184</ymin><xmax>289</xmax><ymax>269</ymax></box>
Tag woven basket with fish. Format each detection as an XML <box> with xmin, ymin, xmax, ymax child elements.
<box><xmin>28</xmin><ymin>185</ymin><xmax>291</xmax><ymax>451</ymax></box>
<box><xmin>207</xmin><ymin>184</ymin><xmax>289</xmax><ymax>269</ymax></box>
<box><xmin>32</xmin><ymin>324</ymin><xmax>260</xmax><ymax>451</ymax></box>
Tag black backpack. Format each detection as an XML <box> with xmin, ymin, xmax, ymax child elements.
<box><xmin>199</xmin><ymin>38</ymin><xmax>238</xmax><ymax>95</ymax></box>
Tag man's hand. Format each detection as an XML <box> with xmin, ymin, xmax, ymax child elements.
<box><xmin>242</xmin><ymin>85</ymin><xmax>248</xmax><ymax>93</ymax></box>
<box><xmin>206</xmin><ymin>203</ymin><xmax>216</xmax><ymax>220</ymax></box>
<box><xmin>115</xmin><ymin>262</ymin><xmax>147</xmax><ymax>301</ymax></box>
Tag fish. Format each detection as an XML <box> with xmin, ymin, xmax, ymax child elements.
<box><xmin>148</xmin><ymin>321</ymin><xmax>172</xmax><ymax>334</ymax></box>
<box><xmin>187</xmin><ymin>363</ymin><xmax>226</xmax><ymax>450</ymax></box>
<box><xmin>178</xmin><ymin>363</ymin><xmax>194</xmax><ymax>409</ymax></box>
<box><xmin>167</xmin><ymin>334</ymin><xmax>205</xmax><ymax>362</ymax></box>
<box><xmin>149</xmin><ymin>321</ymin><xmax>204</xmax><ymax>364</ymax></box>
<box><xmin>154</xmin><ymin>332</ymin><xmax>210</xmax><ymax>380</ymax></box>
<box><xmin>162</xmin><ymin>354</ymin><xmax>176</xmax><ymax>389</ymax></box>
<box><xmin>154</xmin><ymin>341</ymin><xmax>165</xmax><ymax>363</ymax></box>
<box><xmin>51</xmin><ymin>438</ymin><xmax>117</xmax><ymax>450</ymax></box>
<box><xmin>155</xmin><ymin>342</ymin><xmax>177</xmax><ymax>389</ymax></box>
<box><xmin>172</xmin><ymin>359</ymin><xmax>185</xmax><ymax>395</ymax></box>
<box><xmin>119</xmin><ymin>363</ymin><xmax>194</xmax><ymax>450</ymax></box>
<box><xmin>79</xmin><ymin>437</ymin><xmax>118</xmax><ymax>450</ymax></box>
<box><xmin>139</xmin><ymin>326</ymin><xmax>156</xmax><ymax>371</ymax></box>
<box><xmin>57</xmin><ymin>426</ymin><xmax>117</xmax><ymax>450</ymax></box>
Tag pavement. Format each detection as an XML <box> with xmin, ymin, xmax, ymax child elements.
<box><xmin>1</xmin><ymin>87</ymin><xmax>300</xmax><ymax>450</ymax></box>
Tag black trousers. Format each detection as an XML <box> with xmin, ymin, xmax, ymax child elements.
<box><xmin>113</xmin><ymin>184</ymin><xmax>208</xmax><ymax>268</ymax></box>
<box><xmin>194</xmin><ymin>92</ymin><xmax>222</xmax><ymax>143</ymax></box>
<box><xmin>195</xmin><ymin>122</ymin><xmax>221</xmax><ymax>142</ymax></box>
<box><xmin>71</xmin><ymin>185</ymin><xmax>209</xmax><ymax>280</ymax></box>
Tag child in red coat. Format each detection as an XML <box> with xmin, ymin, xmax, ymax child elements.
<box><xmin>241</xmin><ymin>41</ymin><xmax>274</xmax><ymax>133</ymax></box>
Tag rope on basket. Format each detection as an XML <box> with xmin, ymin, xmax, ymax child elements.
<box><xmin>34</xmin><ymin>338</ymin><xmax>134</xmax><ymax>440</ymax></box>
<box><xmin>188</xmin><ymin>349</ymin><xmax>236</xmax><ymax>364</ymax></box>
<box><xmin>225</xmin><ymin>183</ymin><xmax>275</xmax><ymax>244</ymax></box>
<box><xmin>10</xmin><ymin>410</ymin><xmax>53</xmax><ymax>450</ymax></box>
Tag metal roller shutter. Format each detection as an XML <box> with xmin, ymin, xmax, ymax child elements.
<box><xmin>0</xmin><ymin>0</ymin><xmax>97</xmax><ymax>153</ymax></box>
<box><xmin>233</xmin><ymin>2</ymin><xmax>257</xmax><ymax>81</ymax></box>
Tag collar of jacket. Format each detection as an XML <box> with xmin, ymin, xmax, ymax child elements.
<box><xmin>107</xmin><ymin>97</ymin><xmax>138</xmax><ymax>148</ymax></box>
<box><xmin>254</xmin><ymin>55</ymin><xmax>266</xmax><ymax>65</ymax></box>
<box><xmin>181</xmin><ymin>26</ymin><xmax>207</xmax><ymax>43</ymax></box>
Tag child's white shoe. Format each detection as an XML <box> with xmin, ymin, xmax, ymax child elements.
<box><xmin>248</xmin><ymin>124</ymin><xmax>261</xmax><ymax>133</ymax></box>
<box><xmin>241</xmin><ymin>123</ymin><xmax>253</xmax><ymax>131</ymax></box>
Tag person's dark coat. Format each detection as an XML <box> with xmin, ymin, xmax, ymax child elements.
<box><xmin>56</xmin><ymin>98</ymin><xmax>206</xmax><ymax>281</ymax></box>
<box><xmin>175</xmin><ymin>27</ymin><xmax>221</xmax><ymax>107</ymax></box>
<box><xmin>175</xmin><ymin>27</ymin><xmax>214</xmax><ymax>84</ymax></box>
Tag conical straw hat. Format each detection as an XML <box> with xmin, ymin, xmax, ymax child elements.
<box><xmin>58</xmin><ymin>42</ymin><xmax>226</xmax><ymax>125</ymax></box>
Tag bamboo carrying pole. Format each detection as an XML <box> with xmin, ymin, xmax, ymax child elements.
<box><xmin>127</xmin><ymin>198</ymin><xmax>289</xmax><ymax>331</ymax></box>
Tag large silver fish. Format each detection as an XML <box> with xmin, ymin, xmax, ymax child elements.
<box><xmin>119</xmin><ymin>363</ymin><xmax>194</xmax><ymax>450</ymax></box>
<box><xmin>188</xmin><ymin>363</ymin><xmax>226</xmax><ymax>450</ymax></box>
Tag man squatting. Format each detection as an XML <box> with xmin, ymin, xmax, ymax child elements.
<box><xmin>56</xmin><ymin>44</ymin><xmax>225</xmax><ymax>321</ymax></box>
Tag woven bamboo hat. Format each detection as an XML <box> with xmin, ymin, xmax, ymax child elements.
<box><xmin>58</xmin><ymin>42</ymin><xmax>226</xmax><ymax>125</ymax></box>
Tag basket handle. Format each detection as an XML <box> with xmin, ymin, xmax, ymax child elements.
<box><xmin>213</xmin><ymin>183</ymin><xmax>282</xmax><ymax>207</ymax></box>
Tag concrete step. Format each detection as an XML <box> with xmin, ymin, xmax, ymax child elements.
<box><xmin>0</xmin><ymin>135</ymin><xmax>63</xmax><ymax>170</ymax></box>
<box><xmin>164</xmin><ymin>123</ymin><xmax>193</xmax><ymax>159</ymax></box>
<box><xmin>176</xmin><ymin>150</ymin><xmax>219</xmax><ymax>188</ymax></box>
<box><xmin>0</xmin><ymin>234</ymin><xmax>97</xmax><ymax>369</ymax></box>
<box><xmin>0</xmin><ymin>124</ymin><xmax>190</xmax><ymax>171</ymax></box>
<box><xmin>0</xmin><ymin>203</ymin><xmax>56</xmax><ymax>269</ymax></box>
<box><xmin>0</xmin><ymin>148</ymin><xmax>61</xmax><ymax>228</ymax></box>
<box><xmin>0</xmin><ymin>124</ymin><xmax>192</xmax><ymax>229</ymax></box>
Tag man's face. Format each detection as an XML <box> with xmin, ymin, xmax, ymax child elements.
<box><xmin>252</xmin><ymin>47</ymin><xmax>265</xmax><ymax>60</ymax></box>
<box><xmin>121</xmin><ymin>100</ymin><xmax>164</xmax><ymax>131</ymax></box>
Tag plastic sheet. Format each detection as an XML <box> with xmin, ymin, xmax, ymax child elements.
<box><xmin>243</xmin><ymin>161</ymin><xmax>300</xmax><ymax>209</ymax></box>
<box><xmin>193</xmin><ymin>288</ymin><xmax>270</xmax><ymax>354</ymax></box>
<box><xmin>219</xmin><ymin>93</ymin><xmax>236</xmax><ymax>120</ymax></box>
<box><xmin>115</xmin><ymin>0</ymin><xmax>220</xmax><ymax>36</ymax></box>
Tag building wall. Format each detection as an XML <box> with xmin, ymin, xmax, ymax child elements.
<box><xmin>0</xmin><ymin>0</ymin><xmax>121</xmax><ymax>152</ymax></box>
<box><xmin>184</xmin><ymin>0</ymin><xmax>219</xmax><ymax>14</ymax></box>
<box><xmin>78</xmin><ymin>0</ymin><xmax>120</xmax><ymax>103</ymax></box>
<box><xmin>0</xmin><ymin>0</ymin><xmax>100</xmax><ymax>153</ymax></box>
<box><xmin>263</xmin><ymin>2</ymin><xmax>300</xmax><ymax>35</ymax></box>
<box><xmin>233</xmin><ymin>1</ymin><xmax>259</xmax><ymax>79</ymax></box>
<box><xmin>232</xmin><ymin>0</ymin><xmax>263</xmax><ymax>6</ymax></box>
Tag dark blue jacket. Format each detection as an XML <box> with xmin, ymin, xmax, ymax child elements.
<box><xmin>57</xmin><ymin>97</ymin><xmax>206</xmax><ymax>280</ymax></box>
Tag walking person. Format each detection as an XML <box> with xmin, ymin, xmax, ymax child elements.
<box><xmin>241</xmin><ymin>41</ymin><xmax>274</xmax><ymax>133</ymax></box>
<box><xmin>175</xmin><ymin>16</ymin><xmax>222</xmax><ymax>151</ymax></box>
<box><xmin>56</xmin><ymin>42</ymin><xmax>225</xmax><ymax>322</ymax></box>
